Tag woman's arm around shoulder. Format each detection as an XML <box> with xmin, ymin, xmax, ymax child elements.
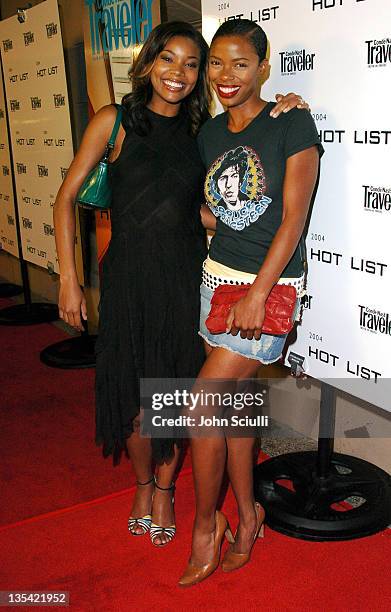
<box><xmin>200</xmin><ymin>204</ymin><xmax>216</xmax><ymax>231</ymax></box>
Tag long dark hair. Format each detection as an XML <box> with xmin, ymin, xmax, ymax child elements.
<box><xmin>122</xmin><ymin>21</ymin><xmax>211</xmax><ymax>136</ymax></box>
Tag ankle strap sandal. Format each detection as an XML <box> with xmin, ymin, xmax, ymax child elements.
<box><xmin>150</xmin><ymin>481</ymin><xmax>176</xmax><ymax>547</ymax></box>
<box><xmin>127</xmin><ymin>476</ymin><xmax>155</xmax><ymax>536</ymax></box>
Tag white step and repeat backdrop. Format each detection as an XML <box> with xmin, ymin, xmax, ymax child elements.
<box><xmin>201</xmin><ymin>0</ymin><xmax>391</xmax><ymax>411</ymax></box>
<box><xmin>0</xmin><ymin>0</ymin><xmax>83</xmax><ymax>280</ymax></box>
<box><xmin>0</xmin><ymin>78</ymin><xmax>18</xmax><ymax>257</ymax></box>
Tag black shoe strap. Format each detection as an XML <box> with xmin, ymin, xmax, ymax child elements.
<box><xmin>136</xmin><ymin>476</ymin><xmax>155</xmax><ymax>486</ymax></box>
<box><xmin>155</xmin><ymin>481</ymin><xmax>175</xmax><ymax>492</ymax></box>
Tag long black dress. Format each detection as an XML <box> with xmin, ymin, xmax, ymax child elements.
<box><xmin>95</xmin><ymin>108</ymin><xmax>207</xmax><ymax>464</ymax></box>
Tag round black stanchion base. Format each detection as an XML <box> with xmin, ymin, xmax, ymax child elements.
<box><xmin>0</xmin><ymin>283</ymin><xmax>23</xmax><ymax>298</ymax></box>
<box><xmin>0</xmin><ymin>303</ymin><xmax>59</xmax><ymax>325</ymax></box>
<box><xmin>254</xmin><ymin>451</ymin><xmax>391</xmax><ymax>541</ymax></box>
<box><xmin>40</xmin><ymin>334</ymin><xmax>96</xmax><ymax>369</ymax></box>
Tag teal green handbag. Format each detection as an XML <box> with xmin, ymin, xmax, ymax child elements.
<box><xmin>76</xmin><ymin>104</ymin><xmax>123</xmax><ymax>210</ymax></box>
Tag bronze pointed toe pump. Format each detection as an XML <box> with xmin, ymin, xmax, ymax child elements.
<box><xmin>221</xmin><ymin>502</ymin><xmax>265</xmax><ymax>573</ymax></box>
<box><xmin>178</xmin><ymin>510</ymin><xmax>231</xmax><ymax>587</ymax></box>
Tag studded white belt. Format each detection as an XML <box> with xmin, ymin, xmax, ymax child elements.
<box><xmin>202</xmin><ymin>257</ymin><xmax>306</xmax><ymax>297</ymax></box>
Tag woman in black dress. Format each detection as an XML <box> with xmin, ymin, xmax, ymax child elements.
<box><xmin>54</xmin><ymin>21</ymin><xmax>307</xmax><ymax>547</ymax></box>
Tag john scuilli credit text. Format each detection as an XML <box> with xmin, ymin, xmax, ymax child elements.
<box><xmin>151</xmin><ymin>414</ymin><xmax>269</xmax><ymax>428</ymax></box>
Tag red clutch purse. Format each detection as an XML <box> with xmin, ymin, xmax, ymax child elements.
<box><xmin>205</xmin><ymin>283</ymin><xmax>297</xmax><ymax>336</ymax></box>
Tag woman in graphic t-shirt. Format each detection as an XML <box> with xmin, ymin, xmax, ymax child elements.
<box><xmin>179</xmin><ymin>19</ymin><xmax>323</xmax><ymax>587</ymax></box>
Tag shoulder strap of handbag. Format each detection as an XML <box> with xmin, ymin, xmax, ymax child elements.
<box><xmin>107</xmin><ymin>103</ymin><xmax>123</xmax><ymax>149</ymax></box>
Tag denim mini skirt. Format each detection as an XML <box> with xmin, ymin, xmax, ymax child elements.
<box><xmin>199</xmin><ymin>282</ymin><xmax>299</xmax><ymax>365</ymax></box>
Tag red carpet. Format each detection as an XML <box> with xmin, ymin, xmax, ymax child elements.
<box><xmin>1</xmin><ymin>469</ymin><xmax>391</xmax><ymax>611</ymax></box>
<box><xmin>1</xmin><ymin>298</ymin><xmax>391</xmax><ymax>610</ymax></box>
<box><xmin>0</xmin><ymin>302</ymin><xmax>133</xmax><ymax>525</ymax></box>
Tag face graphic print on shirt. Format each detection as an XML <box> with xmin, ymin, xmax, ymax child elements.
<box><xmin>198</xmin><ymin>105</ymin><xmax>323</xmax><ymax>275</ymax></box>
<box><xmin>205</xmin><ymin>145</ymin><xmax>272</xmax><ymax>232</ymax></box>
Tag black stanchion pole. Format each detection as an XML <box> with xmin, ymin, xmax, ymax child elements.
<box><xmin>0</xmin><ymin>282</ymin><xmax>23</xmax><ymax>298</ymax></box>
<box><xmin>40</xmin><ymin>320</ymin><xmax>96</xmax><ymax>369</ymax></box>
<box><xmin>316</xmin><ymin>382</ymin><xmax>336</xmax><ymax>479</ymax></box>
<box><xmin>253</xmin><ymin>379</ymin><xmax>391</xmax><ymax>541</ymax></box>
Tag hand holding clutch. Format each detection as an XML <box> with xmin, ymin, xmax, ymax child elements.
<box><xmin>205</xmin><ymin>283</ymin><xmax>297</xmax><ymax>337</ymax></box>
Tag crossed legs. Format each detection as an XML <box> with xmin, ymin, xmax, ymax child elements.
<box><xmin>189</xmin><ymin>344</ymin><xmax>261</xmax><ymax>566</ymax></box>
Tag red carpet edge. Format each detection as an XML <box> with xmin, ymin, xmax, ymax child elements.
<box><xmin>0</xmin><ymin>467</ymin><xmax>194</xmax><ymax>533</ymax></box>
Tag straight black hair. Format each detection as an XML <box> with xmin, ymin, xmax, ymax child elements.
<box><xmin>122</xmin><ymin>21</ymin><xmax>211</xmax><ymax>137</ymax></box>
<box><xmin>211</xmin><ymin>19</ymin><xmax>267</xmax><ymax>63</ymax></box>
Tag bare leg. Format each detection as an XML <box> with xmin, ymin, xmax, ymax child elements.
<box><xmin>226</xmin><ymin>437</ymin><xmax>258</xmax><ymax>552</ymax></box>
<box><xmin>189</xmin><ymin>346</ymin><xmax>262</xmax><ymax>564</ymax></box>
<box><xmin>190</xmin><ymin>428</ymin><xmax>227</xmax><ymax>565</ymax></box>
<box><xmin>152</xmin><ymin>444</ymin><xmax>181</xmax><ymax>545</ymax></box>
<box><xmin>151</xmin><ymin>337</ymin><xmax>212</xmax><ymax>545</ymax></box>
<box><xmin>203</xmin><ymin>339</ymin><xmax>212</xmax><ymax>357</ymax></box>
<box><xmin>149</xmin><ymin>333</ymin><xmax>213</xmax><ymax>545</ymax></box>
<box><xmin>126</xmin><ymin>414</ymin><xmax>154</xmax><ymax>534</ymax></box>
<box><xmin>227</xmin><ymin>371</ymin><xmax>263</xmax><ymax>552</ymax></box>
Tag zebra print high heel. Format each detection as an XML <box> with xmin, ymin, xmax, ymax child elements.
<box><xmin>150</xmin><ymin>481</ymin><xmax>176</xmax><ymax>547</ymax></box>
<box><xmin>127</xmin><ymin>476</ymin><xmax>155</xmax><ymax>536</ymax></box>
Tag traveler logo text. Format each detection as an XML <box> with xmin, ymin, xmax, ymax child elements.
<box><xmin>359</xmin><ymin>305</ymin><xmax>391</xmax><ymax>336</ymax></box>
<box><xmin>31</xmin><ymin>97</ymin><xmax>42</xmax><ymax>110</ymax></box>
<box><xmin>366</xmin><ymin>38</ymin><xmax>391</xmax><ymax>67</ymax></box>
<box><xmin>17</xmin><ymin>163</ymin><xmax>27</xmax><ymax>174</ymax></box>
<box><xmin>37</xmin><ymin>164</ymin><xmax>49</xmax><ymax>177</ymax></box>
<box><xmin>43</xmin><ymin>224</ymin><xmax>55</xmax><ymax>236</ymax></box>
<box><xmin>54</xmin><ymin>94</ymin><xmax>65</xmax><ymax>108</ymax></box>
<box><xmin>46</xmin><ymin>22</ymin><xmax>58</xmax><ymax>38</ymax></box>
<box><xmin>2</xmin><ymin>39</ymin><xmax>13</xmax><ymax>52</ymax></box>
<box><xmin>23</xmin><ymin>31</ymin><xmax>35</xmax><ymax>46</ymax></box>
<box><xmin>280</xmin><ymin>49</ymin><xmax>315</xmax><ymax>75</ymax></box>
<box><xmin>10</xmin><ymin>100</ymin><xmax>20</xmax><ymax>112</ymax></box>
<box><xmin>363</xmin><ymin>185</ymin><xmax>391</xmax><ymax>213</ymax></box>
<box><xmin>85</xmin><ymin>0</ymin><xmax>154</xmax><ymax>56</ymax></box>
<box><xmin>22</xmin><ymin>217</ymin><xmax>33</xmax><ymax>230</ymax></box>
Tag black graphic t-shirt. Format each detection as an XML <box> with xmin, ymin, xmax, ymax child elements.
<box><xmin>197</xmin><ymin>102</ymin><xmax>323</xmax><ymax>277</ymax></box>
